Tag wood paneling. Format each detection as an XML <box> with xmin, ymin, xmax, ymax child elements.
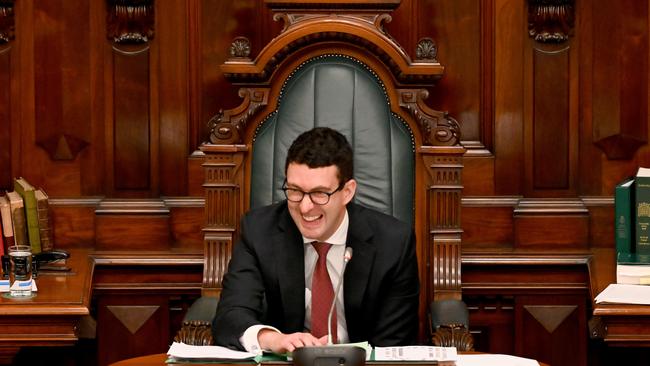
<box><xmin>0</xmin><ymin>45</ymin><xmax>11</xmax><ymax>191</ymax></box>
<box><xmin>33</xmin><ymin>0</ymin><xmax>91</xmax><ymax>161</ymax></box>
<box><xmin>592</xmin><ymin>0</ymin><xmax>648</xmax><ymax>160</ymax></box>
<box><xmin>532</xmin><ymin>47</ymin><xmax>570</xmax><ymax>190</ymax></box>
<box><xmin>112</xmin><ymin>46</ymin><xmax>152</xmax><ymax>192</ymax></box>
<box><xmin>0</xmin><ymin>0</ymin><xmax>649</xmax><ymax>364</ymax></box>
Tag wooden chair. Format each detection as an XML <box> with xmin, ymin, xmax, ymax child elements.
<box><xmin>176</xmin><ymin>0</ymin><xmax>466</xmax><ymax>347</ymax></box>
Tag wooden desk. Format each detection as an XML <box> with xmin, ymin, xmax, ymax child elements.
<box><xmin>589</xmin><ymin>248</ymin><xmax>650</xmax><ymax>346</ymax></box>
<box><xmin>0</xmin><ymin>248</ymin><xmax>93</xmax><ymax>364</ymax></box>
<box><xmin>109</xmin><ymin>353</ymin><xmax>548</xmax><ymax>366</ymax></box>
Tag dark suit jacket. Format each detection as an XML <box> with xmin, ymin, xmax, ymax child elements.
<box><xmin>212</xmin><ymin>201</ymin><xmax>419</xmax><ymax>350</ymax></box>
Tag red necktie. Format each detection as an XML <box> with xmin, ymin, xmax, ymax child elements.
<box><xmin>311</xmin><ymin>242</ymin><xmax>337</xmax><ymax>343</ymax></box>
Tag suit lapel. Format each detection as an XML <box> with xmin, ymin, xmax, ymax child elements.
<box><xmin>276</xmin><ymin>208</ymin><xmax>306</xmax><ymax>331</ymax></box>
<box><xmin>343</xmin><ymin>205</ymin><xmax>376</xmax><ymax>319</ymax></box>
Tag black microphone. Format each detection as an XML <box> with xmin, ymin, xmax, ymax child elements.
<box><xmin>327</xmin><ymin>247</ymin><xmax>353</xmax><ymax>345</ymax></box>
<box><xmin>293</xmin><ymin>247</ymin><xmax>366</xmax><ymax>366</ymax></box>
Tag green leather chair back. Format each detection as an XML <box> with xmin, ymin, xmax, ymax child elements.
<box><xmin>251</xmin><ymin>55</ymin><xmax>414</xmax><ymax>225</ymax></box>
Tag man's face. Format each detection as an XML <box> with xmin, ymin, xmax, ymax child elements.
<box><xmin>285</xmin><ymin>163</ymin><xmax>356</xmax><ymax>242</ymax></box>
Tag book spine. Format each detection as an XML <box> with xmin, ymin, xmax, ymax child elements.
<box><xmin>615</xmin><ymin>180</ymin><xmax>634</xmax><ymax>259</ymax></box>
<box><xmin>637</xmin><ymin>177</ymin><xmax>650</xmax><ymax>262</ymax></box>
<box><xmin>0</xmin><ymin>197</ymin><xmax>14</xmax><ymax>248</ymax></box>
<box><xmin>0</xmin><ymin>222</ymin><xmax>4</xmax><ymax>256</ymax></box>
<box><xmin>14</xmin><ymin>183</ymin><xmax>41</xmax><ymax>253</ymax></box>
<box><xmin>10</xmin><ymin>203</ymin><xmax>27</xmax><ymax>247</ymax></box>
<box><xmin>36</xmin><ymin>198</ymin><xmax>54</xmax><ymax>252</ymax></box>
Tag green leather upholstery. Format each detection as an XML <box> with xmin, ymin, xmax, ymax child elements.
<box><xmin>251</xmin><ymin>55</ymin><xmax>414</xmax><ymax>225</ymax></box>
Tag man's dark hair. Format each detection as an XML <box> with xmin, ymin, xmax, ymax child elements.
<box><xmin>285</xmin><ymin>127</ymin><xmax>353</xmax><ymax>185</ymax></box>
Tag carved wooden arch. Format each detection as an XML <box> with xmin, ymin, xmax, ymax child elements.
<box><xmin>199</xmin><ymin>0</ymin><xmax>465</xmax><ymax>342</ymax></box>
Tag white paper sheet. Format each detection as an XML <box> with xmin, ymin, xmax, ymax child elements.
<box><xmin>456</xmin><ymin>354</ymin><xmax>540</xmax><ymax>366</ymax></box>
<box><xmin>167</xmin><ymin>342</ymin><xmax>257</xmax><ymax>360</ymax></box>
<box><xmin>595</xmin><ymin>283</ymin><xmax>650</xmax><ymax>305</ymax></box>
<box><xmin>373</xmin><ymin>346</ymin><xmax>457</xmax><ymax>361</ymax></box>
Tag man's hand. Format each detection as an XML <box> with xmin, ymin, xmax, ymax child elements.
<box><xmin>258</xmin><ymin>329</ymin><xmax>328</xmax><ymax>353</ymax></box>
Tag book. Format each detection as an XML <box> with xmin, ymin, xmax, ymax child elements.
<box><xmin>0</xmin><ymin>221</ymin><xmax>3</xmax><ymax>256</ymax></box>
<box><xmin>615</xmin><ymin>177</ymin><xmax>635</xmax><ymax>262</ymax></box>
<box><xmin>13</xmin><ymin>177</ymin><xmax>41</xmax><ymax>253</ymax></box>
<box><xmin>5</xmin><ymin>191</ymin><xmax>27</xmax><ymax>247</ymax></box>
<box><xmin>34</xmin><ymin>189</ymin><xmax>54</xmax><ymax>252</ymax></box>
<box><xmin>617</xmin><ymin>263</ymin><xmax>650</xmax><ymax>285</ymax></box>
<box><xmin>636</xmin><ymin>168</ymin><xmax>650</xmax><ymax>261</ymax></box>
<box><xmin>0</xmin><ymin>195</ymin><xmax>14</xmax><ymax>249</ymax></box>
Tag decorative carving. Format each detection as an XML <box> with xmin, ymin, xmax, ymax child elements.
<box><xmin>399</xmin><ymin>90</ymin><xmax>461</xmax><ymax>146</ymax></box>
<box><xmin>107</xmin><ymin>0</ymin><xmax>155</xmax><ymax>44</ymax></box>
<box><xmin>524</xmin><ymin>305</ymin><xmax>577</xmax><ymax>333</ymax></box>
<box><xmin>224</xmin><ymin>13</ymin><xmax>444</xmax><ymax>85</ymax></box>
<box><xmin>37</xmin><ymin>133</ymin><xmax>89</xmax><ymax>161</ymax></box>
<box><xmin>107</xmin><ymin>305</ymin><xmax>158</xmax><ymax>334</ymax></box>
<box><xmin>229</xmin><ymin>37</ymin><xmax>251</xmax><ymax>59</ymax></box>
<box><xmin>431</xmin><ymin>324</ymin><xmax>474</xmax><ymax>351</ymax></box>
<box><xmin>528</xmin><ymin>0</ymin><xmax>574</xmax><ymax>43</ymax></box>
<box><xmin>0</xmin><ymin>1</ymin><xmax>15</xmax><ymax>44</ymax></box>
<box><xmin>416</xmin><ymin>37</ymin><xmax>437</xmax><ymax>62</ymax></box>
<box><xmin>174</xmin><ymin>320</ymin><xmax>214</xmax><ymax>346</ymax></box>
<box><xmin>208</xmin><ymin>88</ymin><xmax>269</xmax><ymax>144</ymax></box>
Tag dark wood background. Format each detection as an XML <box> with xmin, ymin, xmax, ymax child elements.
<box><xmin>1</xmin><ymin>1</ymin><xmax>649</xmax><ymax>365</ymax></box>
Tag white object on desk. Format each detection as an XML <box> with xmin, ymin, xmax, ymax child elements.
<box><xmin>167</xmin><ymin>342</ymin><xmax>257</xmax><ymax>360</ymax></box>
<box><xmin>0</xmin><ymin>279</ymin><xmax>38</xmax><ymax>293</ymax></box>
<box><xmin>374</xmin><ymin>345</ymin><xmax>457</xmax><ymax>361</ymax></box>
<box><xmin>595</xmin><ymin>283</ymin><xmax>650</xmax><ymax>305</ymax></box>
<box><xmin>456</xmin><ymin>354</ymin><xmax>540</xmax><ymax>366</ymax></box>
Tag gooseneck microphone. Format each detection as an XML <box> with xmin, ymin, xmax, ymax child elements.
<box><xmin>327</xmin><ymin>247</ymin><xmax>353</xmax><ymax>345</ymax></box>
<box><xmin>294</xmin><ymin>246</ymin><xmax>365</xmax><ymax>366</ymax></box>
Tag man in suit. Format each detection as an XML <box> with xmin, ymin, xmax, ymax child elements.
<box><xmin>212</xmin><ymin>127</ymin><xmax>419</xmax><ymax>354</ymax></box>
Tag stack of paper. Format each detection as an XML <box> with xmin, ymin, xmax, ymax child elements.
<box><xmin>374</xmin><ymin>346</ymin><xmax>457</xmax><ymax>361</ymax></box>
<box><xmin>167</xmin><ymin>342</ymin><xmax>260</xmax><ymax>362</ymax></box>
<box><xmin>595</xmin><ymin>283</ymin><xmax>650</xmax><ymax>305</ymax></box>
<box><xmin>456</xmin><ymin>354</ymin><xmax>540</xmax><ymax>366</ymax></box>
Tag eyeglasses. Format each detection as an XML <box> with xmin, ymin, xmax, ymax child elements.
<box><xmin>282</xmin><ymin>182</ymin><xmax>345</xmax><ymax>205</ymax></box>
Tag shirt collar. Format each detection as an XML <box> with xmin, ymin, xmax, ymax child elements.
<box><xmin>302</xmin><ymin>209</ymin><xmax>349</xmax><ymax>246</ymax></box>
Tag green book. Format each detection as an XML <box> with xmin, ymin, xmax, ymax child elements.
<box><xmin>13</xmin><ymin>177</ymin><xmax>42</xmax><ymax>253</ymax></box>
<box><xmin>615</xmin><ymin>177</ymin><xmax>635</xmax><ymax>263</ymax></box>
<box><xmin>636</xmin><ymin>168</ymin><xmax>650</xmax><ymax>262</ymax></box>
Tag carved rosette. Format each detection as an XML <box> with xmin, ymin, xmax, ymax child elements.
<box><xmin>0</xmin><ymin>1</ymin><xmax>15</xmax><ymax>44</ymax></box>
<box><xmin>416</xmin><ymin>37</ymin><xmax>438</xmax><ymax>62</ymax></box>
<box><xmin>431</xmin><ymin>324</ymin><xmax>474</xmax><ymax>351</ymax></box>
<box><xmin>228</xmin><ymin>37</ymin><xmax>251</xmax><ymax>59</ymax></box>
<box><xmin>528</xmin><ymin>0</ymin><xmax>574</xmax><ymax>43</ymax></box>
<box><xmin>175</xmin><ymin>320</ymin><xmax>214</xmax><ymax>346</ymax></box>
<box><xmin>107</xmin><ymin>0</ymin><xmax>155</xmax><ymax>44</ymax></box>
<box><xmin>208</xmin><ymin>88</ymin><xmax>269</xmax><ymax>144</ymax></box>
<box><xmin>399</xmin><ymin>89</ymin><xmax>461</xmax><ymax>146</ymax></box>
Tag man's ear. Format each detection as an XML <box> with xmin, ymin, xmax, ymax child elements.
<box><xmin>342</xmin><ymin>179</ymin><xmax>357</xmax><ymax>205</ymax></box>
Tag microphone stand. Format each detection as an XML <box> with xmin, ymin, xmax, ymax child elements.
<box><xmin>293</xmin><ymin>248</ymin><xmax>366</xmax><ymax>366</ymax></box>
<box><xmin>327</xmin><ymin>247</ymin><xmax>352</xmax><ymax>345</ymax></box>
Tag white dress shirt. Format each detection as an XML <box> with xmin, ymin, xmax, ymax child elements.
<box><xmin>239</xmin><ymin>210</ymin><xmax>350</xmax><ymax>353</ymax></box>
